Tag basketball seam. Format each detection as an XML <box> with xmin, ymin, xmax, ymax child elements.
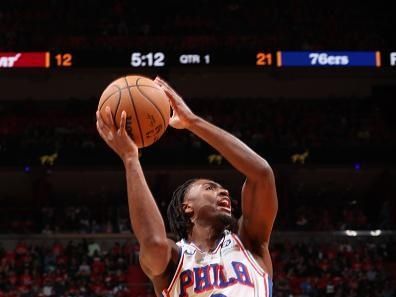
<box><xmin>124</xmin><ymin>77</ymin><xmax>145</xmax><ymax>147</ymax></box>
<box><xmin>100</xmin><ymin>84</ymin><xmax>159</xmax><ymax>107</ymax></box>
<box><xmin>114</xmin><ymin>85</ymin><xmax>122</xmax><ymax>123</ymax></box>
<box><xmin>136</xmin><ymin>78</ymin><xmax>166</xmax><ymax>130</ymax></box>
<box><xmin>99</xmin><ymin>84</ymin><xmax>121</xmax><ymax>111</ymax></box>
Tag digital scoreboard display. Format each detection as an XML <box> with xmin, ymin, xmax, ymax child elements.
<box><xmin>277</xmin><ymin>51</ymin><xmax>381</xmax><ymax>67</ymax></box>
<box><xmin>0</xmin><ymin>51</ymin><xmax>394</xmax><ymax>69</ymax></box>
<box><xmin>0</xmin><ymin>52</ymin><xmax>50</xmax><ymax>68</ymax></box>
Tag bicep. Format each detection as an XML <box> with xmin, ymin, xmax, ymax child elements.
<box><xmin>239</xmin><ymin>168</ymin><xmax>278</xmax><ymax>245</ymax></box>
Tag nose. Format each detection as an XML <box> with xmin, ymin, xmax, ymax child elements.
<box><xmin>218</xmin><ymin>189</ymin><xmax>229</xmax><ymax>197</ymax></box>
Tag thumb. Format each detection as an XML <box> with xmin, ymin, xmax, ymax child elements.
<box><xmin>169</xmin><ymin>113</ymin><xmax>178</xmax><ymax>125</ymax></box>
<box><xmin>169</xmin><ymin>114</ymin><xmax>183</xmax><ymax>129</ymax></box>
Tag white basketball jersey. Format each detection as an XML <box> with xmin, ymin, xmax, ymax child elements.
<box><xmin>162</xmin><ymin>231</ymin><xmax>272</xmax><ymax>297</ymax></box>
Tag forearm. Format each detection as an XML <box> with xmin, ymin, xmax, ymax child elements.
<box><xmin>188</xmin><ymin>116</ymin><xmax>271</xmax><ymax>179</ymax></box>
<box><xmin>124</xmin><ymin>158</ymin><xmax>168</xmax><ymax>247</ymax></box>
<box><xmin>96</xmin><ymin>104</ymin><xmax>170</xmax><ymax>275</ymax></box>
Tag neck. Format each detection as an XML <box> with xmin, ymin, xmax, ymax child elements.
<box><xmin>188</xmin><ymin>223</ymin><xmax>224</xmax><ymax>252</ymax></box>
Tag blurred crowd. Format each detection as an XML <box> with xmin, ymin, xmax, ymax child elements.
<box><xmin>0</xmin><ymin>0</ymin><xmax>393</xmax><ymax>51</ymax></box>
<box><xmin>0</xmin><ymin>205</ymin><xmax>131</xmax><ymax>235</ymax></box>
<box><xmin>0</xmin><ymin>96</ymin><xmax>394</xmax><ymax>167</ymax></box>
<box><xmin>271</xmin><ymin>240</ymin><xmax>395</xmax><ymax>297</ymax></box>
<box><xmin>0</xmin><ymin>239</ymin><xmax>152</xmax><ymax>297</ymax></box>
<box><xmin>0</xmin><ymin>96</ymin><xmax>395</xmax><ymax>234</ymax></box>
<box><xmin>0</xmin><ymin>191</ymin><xmax>394</xmax><ymax>234</ymax></box>
<box><xmin>0</xmin><ymin>239</ymin><xmax>393</xmax><ymax>297</ymax></box>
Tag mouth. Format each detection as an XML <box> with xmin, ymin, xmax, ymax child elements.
<box><xmin>216</xmin><ymin>197</ymin><xmax>232</xmax><ymax>213</ymax></box>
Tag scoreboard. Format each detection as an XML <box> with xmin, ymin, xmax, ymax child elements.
<box><xmin>277</xmin><ymin>51</ymin><xmax>381</xmax><ymax>67</ymax></box>
<box><xmin>0</xmin><ymin>50</ymin><xmax>395</xmax><ymax>68</ymax></box>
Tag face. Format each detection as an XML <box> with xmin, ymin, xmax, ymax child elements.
<box><xmin>183</xmin><ymin>179</ymin><xmax>233</xmax><ymax>226</ymax></box>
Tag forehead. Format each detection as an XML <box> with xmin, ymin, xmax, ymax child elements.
<box><xmin>184</xmin><ymin>179</ymin><xmax>223</xmax><ymax>201</ymax></box>
<box><xmin>191</xmin><ymin>179</ymin><xmax>222</xmax><ymax>189</ymax></box>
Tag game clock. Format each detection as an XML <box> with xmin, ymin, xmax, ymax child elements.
<box><xmin>130</xmin><ymin>52</ymin><xmax>211</xmax><ymax>67</ymax></box>
<box><xmin>130</xmin><ymin>52</ymin><xmax>165</xmax><ymax>67</ymax></box>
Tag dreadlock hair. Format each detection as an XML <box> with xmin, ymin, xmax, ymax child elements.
<box><xmin>167</xmin><ymin>178</ymin><xmax>198</xmax><ymax>240</ymax></box>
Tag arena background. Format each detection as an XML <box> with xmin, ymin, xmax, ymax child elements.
<box><xmin>0</xmin><ymin>1</ymin><xmax>395</xmax><ymax>296</ymax></box>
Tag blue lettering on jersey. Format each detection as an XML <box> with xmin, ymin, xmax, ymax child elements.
<box><xmin>179</xmin><ymin>262</ymin><xmax>253</xmax><ymax>297</ymax></box>
<box><xmin>231</xmin><ymin>262</ymin><xmax>254</xmax><ymax>286</ymax></box>
<box><xmin>194</xmin><ymin>266</ymin><xmax>213</xmax><ymax>293</ymax></box>
<box><xmin>179</xmin><ymin>270</ymin><xmax>194</xmax><ymax>297</ymax></box>
<box><xmin>210</xmin><ymin>264</ymin><xmax>236</xmax><ymax>288</ymax></box>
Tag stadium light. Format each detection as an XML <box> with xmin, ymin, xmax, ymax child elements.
<box><xmin>345</xmin><ymin>230</ymin><xmax>358</xmax><ymax>236</ymax></box>
<box><xmin>370</xmin><ymin>230</ymin><xmax>382</xmax><ymax>236</ymax></box>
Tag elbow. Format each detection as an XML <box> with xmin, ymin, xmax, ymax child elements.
<box><xmin>141</xmin><ymin>236</ymin><xmax>170</xmax><ymax>261</ymax></box>
<box><xmin>142</xmin><ymin>236</ymin><xmax>169</xmax><ymax>254</ymax></box>
<box><xmin>140</xmin><ymin>237</ymin><xmax>171</xmax><ymax>276</ymax></box>
<box><xmin>255</xmin><ymin>160</ymin><xmax>274</xmax><ymax>179</ymax></box>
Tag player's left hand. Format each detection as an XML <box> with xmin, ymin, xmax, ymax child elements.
<box><xmin>96</xmin><ymin>107</ymin><xmax>139</xmax><ymax>162</ymax></box>
<box><xmin>154</xmin><ymin>76</ymin><xmax>197</xmax><ymax>130</ymax></box>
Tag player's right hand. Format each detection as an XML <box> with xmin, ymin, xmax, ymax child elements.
<box><xmin>96</xmin><ymin>106</ymin><xmax>139</xmax><ymax>161</ymax></box>
<box><xmin>154</xmin><ymin>76</ymin><xmax>197</xmax><ymax>130</ymax></box>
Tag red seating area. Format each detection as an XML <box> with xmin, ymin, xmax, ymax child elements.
<box><xmin>0</xmin><ymin>240</ymin><xmax>152</xmax><ymax>297</ymax></box>
<box><xmin>0</xmin><ymin>238</ymin><xmax>393</xmax><ymax>297</ymax></box>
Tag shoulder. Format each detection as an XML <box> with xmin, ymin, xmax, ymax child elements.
<box><xmin>235</xmin><ymin>228</ymin><xmax>273</xmax><ymax>278</ymax></box>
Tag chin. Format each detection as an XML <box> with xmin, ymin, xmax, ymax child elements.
<box><xmin>196</xmin><ymin>205</ymin><xmax>237</xmax><ymax>231</ymax></box>
<box><xmin>216</xmin><ymin>212</ymin><xmax>237</xmax><ymax>231</ymax></box>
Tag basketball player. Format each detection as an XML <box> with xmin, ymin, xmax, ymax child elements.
<box><xmin>96</xmin><ymin>77</ymin><xmax>278</xmax><ymax>297</ymax></box>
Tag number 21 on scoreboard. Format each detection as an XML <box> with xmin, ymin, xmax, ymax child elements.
<box><xmin>256</xmin><ymin>52</ymin><xmax>273</xmax><ymax>66</ymax></box>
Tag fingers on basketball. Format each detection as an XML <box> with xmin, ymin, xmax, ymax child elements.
<box><xmin>105</xmin><ymin>106</ymin><xmax>116</xmax><ymax>128</ymax></box>
<box><xmin>96</xmin><ymin>111</ymin><xmax>110</xmax><ymax>137</ymax></box>
<box><xmin>118</xmin><ymin>111</ymin><xmax>127</xmax><ymax>136</ymax></box>
<box><xmin>154</xmin><ymin>78</ymin><xmax>175</xmax><ymax>97</ymax></box>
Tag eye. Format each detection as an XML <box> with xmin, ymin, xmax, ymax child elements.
<box><xmin>205</xmin><ymin>184</ymin><xmax>215</xmax><ymax>191</ymax></box>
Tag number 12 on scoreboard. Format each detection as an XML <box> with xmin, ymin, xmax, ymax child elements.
<box><xmin>55</xmin><ymin>53</ymin><xmax>73</xmax><ymax>67</ymax></box>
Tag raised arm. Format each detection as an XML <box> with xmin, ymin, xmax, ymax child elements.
<box><xmin>155</xmin><ymin>78</ymin><xmax>278</xmax><ymax>249</ymax></box>
<box><xmin>96</xmin><ymin>108</ymin><xmax>171</xmax><ymax>278</ymax></box>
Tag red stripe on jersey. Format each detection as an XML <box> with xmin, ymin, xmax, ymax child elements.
<box><xmin>164</xmin><ymin>254</ymin><xmax>185</xmax><ymax>296</ymax></box>
<box><xmin>264</xmin><ymin>273</ymin><xmax>268</xmax><ymax>297</ymax></box>
<box><xmin>232</xmin><ymin>234</ymin><xmax>265</xmax><ymax>277</ymax></box>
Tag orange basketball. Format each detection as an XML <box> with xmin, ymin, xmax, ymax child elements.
<box><xmin>98</xmin><ymin>75</ymin><xmax>170</xmax><ymax>148</ymax></box>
